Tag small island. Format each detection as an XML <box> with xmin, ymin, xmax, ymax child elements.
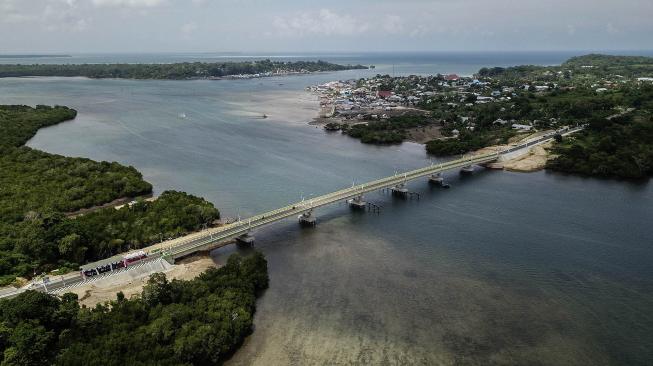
<box><xmin>0</xmin><ymin>59</ymin><xmax>368</xmax><ymax>80</ymax></box>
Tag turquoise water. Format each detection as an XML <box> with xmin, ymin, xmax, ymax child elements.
<box><xmin>1</xmin><ymin>53</ymin><xmax>652</xmax><ymax>365</ymax></box>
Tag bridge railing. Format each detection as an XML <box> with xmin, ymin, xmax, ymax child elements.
<box><xmin>164</xmin><ymin>136</ymin><xmax>568</xmax><ymax>257</ymax></box>
<box><xmin>164</xmin><ymin>152</ymin><xmax>505</xmax><ymax>257</ymax></box>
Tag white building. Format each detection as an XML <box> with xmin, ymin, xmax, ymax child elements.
<box><xmin>512</xmin><ymin>123</ymin><xmax>533</xmax><ymax>131</ymax></box>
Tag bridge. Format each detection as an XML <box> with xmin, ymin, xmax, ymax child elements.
<box><xmin>163</xmin><ymin>152</ymin><xmax>497</xmax><ymax>260</ymax></box>
<box><xmin>160</xmin><ymin>126</ymin><xmax>582</xmax><ymax>262</ymax></box>
<box><xmin>1</xmin><ymin>126</ymin><xmax>581</xmax><ymax>298</ymax></box>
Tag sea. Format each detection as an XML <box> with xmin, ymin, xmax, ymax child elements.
<box><xmin>1</xmin><ymin>51</ymin><xmax>652</xmax><ymax>365</ymax></box>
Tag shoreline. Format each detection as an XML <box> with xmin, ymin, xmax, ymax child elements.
<box><xmin>472</xmin><ymin>131</ymin><xmax>558</xmax><ymax>172</ymax></box>
<box><xmin>70</xmin><ymin>255</ymin><xmax>218</xmax><ymax>308</ymax></box>
<box><xmin>309</xmin><ymin>106</ymin><xmax>556</xmax><ymax>164</ymax></box>
<box><xmin>309</xmin><ymin>113</ymin><xmax>443</xmax><ymax>145</ymax></box>
<box><xmin>0</xmin><ymin>70</ymin><xmax>331</xmax><ymax>82</ymax></box>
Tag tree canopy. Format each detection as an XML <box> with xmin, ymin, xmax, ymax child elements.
<box><xmin>0</xmin><ymin>60</ymin><xmax>367</xmax><ymax>80</ymax></box>
<box><xmin>0</xmin><ymin>105</ymin><xmax>218</xmax><ymax>285</ymax></box>
<box><xmin>0</xmin><ymin>252</ymin><xmax>268</xmax><ymax>366</ymax></box>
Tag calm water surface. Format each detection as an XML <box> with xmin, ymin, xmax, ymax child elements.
<box><xmin>1</xmin><ymin>54</ymin><xmax>652</xmax><ymax>365</ymax></box>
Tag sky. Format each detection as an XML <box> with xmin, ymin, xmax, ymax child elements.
<box><xmin>0</xmin><ymin>0</ymin><xmax>652</xmax><ymax>54</ymax></box>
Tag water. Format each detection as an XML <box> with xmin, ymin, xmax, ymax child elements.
<box><xmin>6</xmin><ymin>50</ymin><xmax>653</xmax><ymax>76</ymax></box>
<box><xmin>1</xmin><ymin>52</ymin><xmax>652</xmax><ymax>365</ymax></box>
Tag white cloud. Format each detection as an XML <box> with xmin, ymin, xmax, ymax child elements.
<box><xmin>0</xmin><ymin>0</ymin><xmax>90</xmax><ymax>31</ymax></box>
<box><xmin>383</xmin><ymin>15</ymin><xmax>404</xmax><ymax>35</ymax></box>
<box><xmin>42</xmin><ymin>1</ymin><xmax>91</xmax><ymax>31</ymax></box>
<box><xmin>606</xmin><ymin>22</ymin><xmax>621</xmax><ymax>35</ymax></box>
<box><xmin>92</xmin><ymin>0</ymin><xmax>165</xmax><ymax>7</ymax></box>
<box><xmin>270</xmin><ymin>8</ymin><xmax>444</xmax><ymax>39</ymax></box>
<box><xmin>0</xmin><ymin>0</ymin><xmax>36</xmax><ymax>23</ymax></box>
<box><xmin>1</xmin><ymin>0</ymin><xmax>652</xmax><ymax>53</ymax></box>
<box><xmin>567</xmin><ymin>25</ymin><xmax>576</xmax><ymax>36</ymax></box>
<box><xmin>180</xmin><ymin>21</ymin><xmax>197</xmax><ymax>36</ymax></box>
<box><xmin>272</xmin><ymin>9</ymin><xmax>370</xmax><ymax>37</ymax></box>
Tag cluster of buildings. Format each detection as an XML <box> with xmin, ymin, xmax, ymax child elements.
<box><xmin>309</xmin><ymin>67</ymin><xmax>648</xmax><ymax>133</ymax></box>
<box><xmin>308</xmin><ymin>74</ymin><xmax>522</xmax><ymax>123</ymax></box>
<box><xmin>224</xmin><ymin>69</ymin><xmax>312</xmax><ymax>80</ymax></box>
<box><xmin>311</xmin><ymin>76</ymin><xmax>469</xmax><ymax>117</ymax></box>
<box><xmin>308</xmin><ymin>79</ymin><xmax>412</xmax><ymax>120</ymax></box>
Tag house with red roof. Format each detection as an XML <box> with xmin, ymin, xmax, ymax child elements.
<box><xmin>377</xmin><ymin>90</ymin><xmax>393</xmax><ymax>99</ymax></box>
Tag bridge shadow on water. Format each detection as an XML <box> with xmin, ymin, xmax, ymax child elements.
<box><xmin>209</xmin><ymin>167</ymin><xmax>500</xmax><ymax>263</ymax></box>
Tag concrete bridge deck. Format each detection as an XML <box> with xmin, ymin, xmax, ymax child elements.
<box><xmin>164</xmin><ymin>151</ymin><xmax>500</xmax><ymax>261</ymax></box>
<box><xmin>3</xmin><ymin>126</ymin><xmax>582</xmax><ymax>298</ymax></box>
<box><xmin>163</xmin><ymin>126</ymin><xmax>582</xmax><ymax>261</ymax></box>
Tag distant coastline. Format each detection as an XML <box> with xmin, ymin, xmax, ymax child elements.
<box><xmin>0</xmin><ymin>60</ymin><xmax>368</xmax><ymax>80</ymax></box>
<box><xmin>0</xmin><ymin>54</ymin><xmax>71</xmax><ymax>58</ymax></box>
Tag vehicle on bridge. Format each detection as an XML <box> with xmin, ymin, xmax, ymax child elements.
<box><xmin>81</xmin><ymin>251</ymin><xmax>148</xmax><ymax>278</ymax></box>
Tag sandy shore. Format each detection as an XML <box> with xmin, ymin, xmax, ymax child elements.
<box><xmin>67</xmin><ymin>255</ymin><xmax>217</xmax><ymax>307</ymax></box>
<box><xmin>502</xmin><ymin>142</ymin><xmax>554</xmax><ymax>172</ymax></box>
<box><xmin>472</xmin><ymin>132</ymin><xmax>556</xmax><ymax>173</ymax></box>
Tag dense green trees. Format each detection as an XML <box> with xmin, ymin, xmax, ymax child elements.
<box><xmin>0</xmin><ymin>60</ymin><xmax>367</xmax><ymax>80</ymax></box>
<box><xmin>0</xmin><ymin>105</ymin><xmax>152</xmax><ymax>220</ymax></box>
<box><xmin>538</xmin><ymin>82</ymin><xmax>653</xmax><ymax>179</ymax></box>
<box><xmin>426</xmin><ymin>129</ymin><xmax>514</xmax><ymax>156</ymax></box>
<box><xmin>0</xmin><ymin>105</ymin><xmax>77</xmax><ymax>148</ymax></box>
<box><xmin>547</xmin><ymin>113</ymin><xmax>653</xmax><ymax>178</ymax></box>
<box><xmin>478</xmin><ymin>54</ymin><xmax>653</xmax><ymax>83</ymax></box>
<box><xmin>0</xmin><ymin>106</ymin><xmax>219</xmax><ymax>284</ymax></box>
<box><xmin>0</xmin><ymin>104</ymin><xmax>256</xmax><ymax>364</ymax></box>
<box><xmin>0</xmin><ymin>191</ymin><xmax>219</xmax><ymax>282</ymax></box>
<box><xmin>0</xmin><ymin>148</ymin><xmax>153</xmax><ymax>221</ymax></box>
<box><xmin>563</xmin><ymin>54</ymin><xmax>653</xmax><ymax>78</ymax></box>
<box><xmin>344</xmin><ymin>115</ymin><xmax>430</xmax><ymax>144</ymax></box>
<box><xmin>0</xmin><ymin>252</ymin><xmax>269</xmax><ymax>366</ymax></box>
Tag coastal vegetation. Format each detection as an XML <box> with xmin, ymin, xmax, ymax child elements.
<box><xmin>477</xmin><ymin>55</ymin><xmax>653</xmax><ymax>179</ymax></box>
<box><xmin>0</xmin><ymin>60</ymin><xmax>367</xmax><ymax>80</ymax></box>
<box><xmin>478</xmin><ymin>54</ymin><xmax>653</xmax><ymax>83</ymax></box>
<box><xmin>316</xmin><ymin>54</ymin><xmax>653</xmax><ymax>179</ymax></box>
<box><xmin>342</xmin><ymin>115</ymin><xmax>430</xmax><ymax>144</ymax></box>
<box><xmin>0</xmin><ymin>251</ymin><xmax>269</xmax><ymax>366</ymax></box>
<box><xmin>0</xmin><ymin>105</ymin><xmax>218</xmax><ymax>285</ymax></box>
<box><xmin>426</xmin><ymin>129</ymin><xmax>514</xmax><ymax>156</ymax></box>
<box><xmin>547</xmin><ymin>112</ymin><xmax>653</xmax><ymax>178</ymax></box>
<box><xmin>0</xmin><ymin>105</ymin><xmax>77</xmax><ymax>148</ymax></box>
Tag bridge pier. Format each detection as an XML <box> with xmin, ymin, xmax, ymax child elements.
<box><xmin>298</xmin><ymin>210</ymin><xmax>317</xmax><ymax>227</ymax></box>
<box><xmin>114</xmin><ymin>135</ymin><xmax>575</xmax><ymax>269</ymax></box>
<box><xmin>366</xmin><ymin>202</ymin><xmax>381</xmax><ymax>213</ymax></box>
<box><xmin>235</xmin><ymin>232</ymin><xmax>255</xmax><ymax>246</ymax></box>
<box><xmin>347</xmin><ymin>195</ymin><xmax>367</xmax><ymax>210</ymax></box>
<box><xmin>429</xmin><ymin>173</ymin><xmax>450</xmax><ymax>188</ymax></box>
<box><xmin>390</xmin><ymin>183</ymin><xmax>409</xmax><ymax>197</ymax></box>
<box><xmin>390</xmin><ymin>183</ymin><xmax>420</xmax><ymax>199</ymax></box>
<box><xmin>460</xmin><ymin>165</ymin><xmax>474</xmax><ymax>175</ymax></box>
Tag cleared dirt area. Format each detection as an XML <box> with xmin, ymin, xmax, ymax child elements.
<box><xmin>406</xmin><ymin>125</ymin><xmax>443</xmax><ymax>144</ymax></box>
<box><xmin>67</xmin><ymin>255</ymin><xmax>217</xmax><ymax>308</ymax></box>
<box><xmin>503</xmin><ymin>142</ymin><xmax>554</xmax><ymax>172</ymax></box>
<box><xmin>473</xmin><ymin>131</ymin><xmax>557</xmax><ymax>173</ymax></box>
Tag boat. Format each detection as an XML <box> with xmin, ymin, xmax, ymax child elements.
<box><xmin>178</xmin><ymin>113</ymin><xmax>187</xmax><ymax>119</ymax></box>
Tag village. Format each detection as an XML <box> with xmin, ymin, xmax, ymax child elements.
<box><xmin>308</xmin><ymin>67</ymin><xmax>652</xmax><ymax>137</ymax></box>
<box><xmin>307</xmin><ymin>73</ymin><xmax>548</xmax><ymax>133</ymax></box>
